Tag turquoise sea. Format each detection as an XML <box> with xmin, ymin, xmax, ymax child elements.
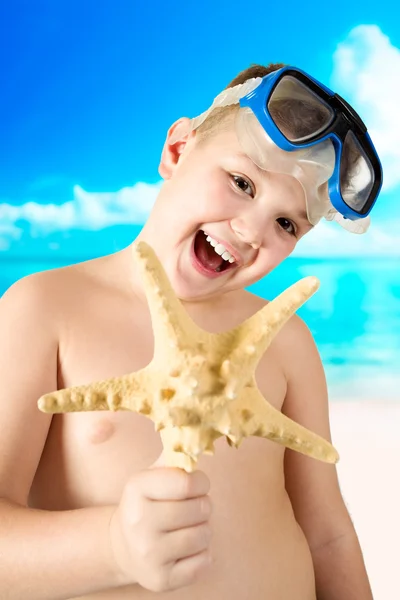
<box><xmin>1</xmin><ymin>256</ymin><xmax>399</xmax><ymax>401</ymax></box>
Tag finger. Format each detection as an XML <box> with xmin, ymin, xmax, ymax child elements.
<box><xmin>159</xmin><ymin>523</ymin><xmax>212</xmax><ymax>564</ymax></box>
<box><xmin>168</xmin><ymin>550</ymin><xmax>212</xmax><ymax>590</ymax></box>
<box><xmin>136</xmin><ymin>468</ymin><xmax>210</xmax><ymax>501</ymax></box>
<box><xmin>150</xmin><ymin>495</ymin><xmax>212</xmax><ymax>532</ymax></box>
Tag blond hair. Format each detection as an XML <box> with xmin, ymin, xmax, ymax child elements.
<box><xmin>196</xmin><ymin>62</ymin><xmax>285</xmax><ymax>140</ymax></box>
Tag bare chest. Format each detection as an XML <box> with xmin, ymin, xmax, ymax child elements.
<box><xmin>30</xmin><ymin>300</ymin><xmax>287</xmax><ymax>509</ymax></box>
<box><xmin>29</xmin><ymin>305</ymin><xmax>317</xmax><ymax>599</ymax></box>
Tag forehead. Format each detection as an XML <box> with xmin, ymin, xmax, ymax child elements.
<box><xmin>191</xmin><ymin>128</ymin><xmax>312</xmax><ymax>225</ymax></box>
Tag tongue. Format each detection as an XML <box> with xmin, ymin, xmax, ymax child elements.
<box><xmin>195</xmin><ymin>232</ymin><xmax>224</xmax><ymax>271</ymax></box>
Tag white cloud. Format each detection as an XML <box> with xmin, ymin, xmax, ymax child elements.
<box><xmin>293</xmin><ymin>218</ymin><xmax>400</xmax><ymax>257</ymax></box>
<box><xmin>332</xmin><ymin>25</ymin><xmax>400</xmax><ymax>190</ymax></box>
<box><xmin>0</xmin><ymin>181</ymin><xmax>161</xmax><ymax>237</ymax></box>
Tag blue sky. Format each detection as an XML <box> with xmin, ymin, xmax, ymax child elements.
<box><xmin>1</xmin><ymin>0</ymin><xmax>400</xmax><ymax>258</ymax></box>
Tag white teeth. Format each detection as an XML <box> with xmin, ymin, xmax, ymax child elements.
<box><xmin>204</xmin><ymin>233</ymin><xmax>236</xmax><ymax>263</ymax></box>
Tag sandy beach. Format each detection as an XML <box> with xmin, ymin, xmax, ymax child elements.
<box><xmin>329</xmin><ymin>400</ymin><xmax>400</xmax><ymax>599</ymax></box>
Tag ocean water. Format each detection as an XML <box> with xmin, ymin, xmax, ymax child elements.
<box><xmin>1</xmin><ymin>256</ymin><xmax>399</xmax><ymax>400</ymax></box>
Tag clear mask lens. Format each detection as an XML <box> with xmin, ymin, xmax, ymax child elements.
<box><xmin>268</xmin><ymin>76</ymin><xmax>335</xmax><ymax>142</ymax></box>
<box><xmin>340</xmin><ymin>130</ymin><xmax>375</xmax><ymax>212</ymax></box>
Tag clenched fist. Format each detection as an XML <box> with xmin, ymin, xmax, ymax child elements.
<box><xmin>109</xmin><ymin>458</ymin><xmax>212</xmax><ymax>592</ymax></box>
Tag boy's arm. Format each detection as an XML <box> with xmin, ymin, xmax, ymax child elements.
<box><xmin>281</xmin><ymin>316</ymin><xmax>373</xmax><ymax>600</ymax></box>
<box><xmin>0</xmin><ymin>275</ymin><xmax>123</xmax><ymax>600</ymax></box>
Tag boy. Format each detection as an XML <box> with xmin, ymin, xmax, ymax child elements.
<box><xmin>0</xmin><ymin>63</ymin><xmax>382</xmax><ymax>599</ymax></box>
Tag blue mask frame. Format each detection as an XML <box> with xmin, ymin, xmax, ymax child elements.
<box><xmin>238</xmin><ymin>66</ymin><xmax>383</xmax><ymax>221</ymax></box>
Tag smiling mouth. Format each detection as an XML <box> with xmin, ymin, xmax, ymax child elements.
<box><xmin>193</xmin><ymin>230</ymin><xmax>237</xmax><ymax>274</ymax></box>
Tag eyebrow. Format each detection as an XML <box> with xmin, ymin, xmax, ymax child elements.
<box><xmin>234</xmin><ymin>151</ymin><xmax>313</xmax><ymax>227</ymax></box>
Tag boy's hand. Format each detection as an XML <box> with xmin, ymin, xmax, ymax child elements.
<box><xmin>109</xmin><ymin>456</ymin><xmax>212</xmax><ymax>592</ymax></box>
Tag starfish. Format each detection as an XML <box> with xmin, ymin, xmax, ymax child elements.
<box><xmin>38</xmin><ymin>240</ymin><xmax>339</xmax><ymax>471</ymax></box>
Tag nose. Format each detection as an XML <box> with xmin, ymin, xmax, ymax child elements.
<box><xmin>230</xmin><ymin>217</ymin><xmax>263</xmax><ymax>250</ymax></box>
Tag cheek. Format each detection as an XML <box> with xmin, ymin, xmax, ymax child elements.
<box><xmin>258</xmin><ymin>236</ymin><xmax>297</xmax><ymax>270</ymax></box>
<box><xmin>210</xmin><ymin>179</ymin><xmax>230</xmax><ymax>208</ymax></box>
<box><xmin>189</xmin><ymin>174</ymin><xmax>234</xmax><ymax>219</ymax></box>
<box><xmin>272</xmin><ymin>234</ymin><xmax>297</xmax><ymax>258</ymax></box>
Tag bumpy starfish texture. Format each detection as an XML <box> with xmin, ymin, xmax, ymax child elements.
<box><xmin>38</xmin><ymin>240</ymin><xmax>339</xmax><ymax>471</ymax></box>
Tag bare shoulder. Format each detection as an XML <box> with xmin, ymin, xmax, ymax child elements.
<box><xmin>1</xmin><ymin>250</ymin><xmax>125</xmax><ymax>314</ymax></box>
<box><xmin>1</xmin><ymin>267</ymin><xmax>65</xmax><ymax>331</ymax></box>
<box><xmin>0</xmin><ymin>252</ymin><xmax>124</xmax><ymax>504</ymax></box>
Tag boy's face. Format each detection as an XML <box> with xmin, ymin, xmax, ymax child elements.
<box><xmin>142</xmin><ymin>118</ymin><xmax>314</xmax><ymax>302</ymax></box>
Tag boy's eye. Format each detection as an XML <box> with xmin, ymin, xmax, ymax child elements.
<box><xmin>232</xmin><ymin>175</ymin><xmax>254</xmax><ymax>196</ymax></box>
<box><xmin>277</xmin><ymin>217</ymin><xmax>296</xmax><ymax>236</ymax></box>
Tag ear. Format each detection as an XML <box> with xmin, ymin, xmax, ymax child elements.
<box><xmin>158</xmin><ymin>117</ymin><xmax>195</xmax><ymax>179</ymax></box>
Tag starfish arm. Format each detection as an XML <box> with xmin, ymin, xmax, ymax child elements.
<box><xmin>159</xmin><ymin>426</ymin><xmax>198</xmax><ymax>472</ymax></box>
<box><xmin>132</xmin><ymin>241</ymin><xmax>206</xmax><ymax>356</ymax></box>
<box><xmin>226</xmin><ymin>385</ymin><xmax>339</xmax><ymax>464</ymax></box>
<box><xmin>221</xmin><ymin>277</ymin><xmax>319</xmax><ymax>392</ymax></box>
<box><xmin>37</xmin><ymin>368</ymin><xmax>153</xmax><ymax>416</ymax></box>
<box><xmin>159</xmin><ymin>425</ymin><xmax>222</xmax><ymax>473</ymax></box>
